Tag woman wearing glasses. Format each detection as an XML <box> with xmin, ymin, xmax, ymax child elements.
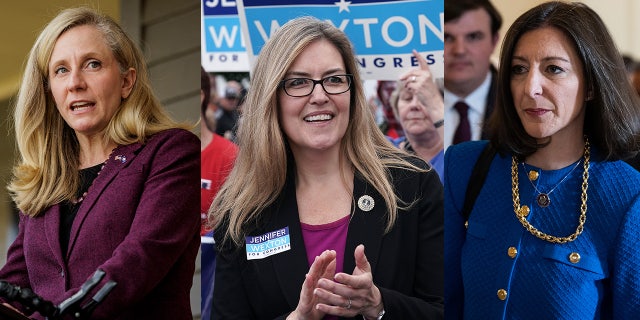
<box><xmin>208</xmin><ymin>16</ymin><xmax>443</xmax><ymax>320</ymax></box>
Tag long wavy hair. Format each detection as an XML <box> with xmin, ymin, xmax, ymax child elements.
<box><xmin>8</xmin><ymin>7</ymin><xmax>187</xmax><ymax>216</ymax></box>
<box><xmin>488</xmin><ymin>1</ymin><xmax>640</xmax><ymax>160</ymax></box>
<box><xmin>209</xmin><ymin>16</ymin><xmax>423</xmax><ymax>246</ymax></box>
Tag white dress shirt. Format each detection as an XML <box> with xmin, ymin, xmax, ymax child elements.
<box><xmin>442</xmin><ymin>72</ymin><xmax>493</xmax><ymax>152</ymax></box>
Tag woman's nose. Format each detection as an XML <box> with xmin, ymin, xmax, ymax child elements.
<box><xmin>524</xmin><ymin>71</ymin><xmax>543</xmax><ymax>98</ymax></box>
<box><xmin>67</xmin><ymin>70</ymin><xmax>87</xmax><ymax>91</ymax></box>
<box><xmin>308</xmin><ymin>82</ymin><xmax>329</xmax><ymax>104</ymax></box>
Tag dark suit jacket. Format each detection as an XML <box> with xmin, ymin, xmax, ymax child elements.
<box><xmin>480</xmin><ymin>65</ymin><xmax>498</xmax><ymax>140</ymax></box>
<box><xmin>213</xmin><ymin>158</ymin><xmax>444</xmax><ymax>319</ymax></box>
<box><xmin>0</xmin><ymin>128</ymin><xmax>200</xmax><ymax>319</ymax></box>
<box><xmin>440</xmin><ymin>65</ymin><xmax>496</xmax><ymax>142</ymax></box>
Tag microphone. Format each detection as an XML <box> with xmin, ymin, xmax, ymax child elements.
<box><xmin>0</xmin><ymin>269</ymin><xmax>117</xmax><ymax>320</ymax></box>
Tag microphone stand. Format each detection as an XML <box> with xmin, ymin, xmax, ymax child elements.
<box><xmin>0</xmin><ymin>269</ymin><xmax>116</xmax><ymax>320</ymax></box>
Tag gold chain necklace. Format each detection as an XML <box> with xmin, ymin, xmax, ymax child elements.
<box><xmin>511</xmin><ymin>138</ymin><xmax>590</xmax><ymax>244</ymax></box>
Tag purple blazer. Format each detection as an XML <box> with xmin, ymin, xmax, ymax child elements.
<box><xmin>0</xmin><ymin>128</ymin><xmax>200</xmax><ymax>319</ymax></box>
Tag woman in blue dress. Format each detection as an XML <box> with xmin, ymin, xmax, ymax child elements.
<box><xmin>445</xmin><ymin>2</ymin><xmax>640</xmax><ymax>319</ymax></box>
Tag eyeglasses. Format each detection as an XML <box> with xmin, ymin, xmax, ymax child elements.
<box><xmin>280</xmin><ymin>74</ymin><xmax>353</xmax><ymax>97</ymax></box>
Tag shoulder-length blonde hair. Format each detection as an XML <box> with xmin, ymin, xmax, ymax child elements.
<box><xmin>9</xmin><ymin>7</ymin><xmax>186</xmax><ymax>216</ymax></box>
<box><xmin>209</xmin><ymin>16</ymin><xmax>422</xmax><ymax>246</ymax></box>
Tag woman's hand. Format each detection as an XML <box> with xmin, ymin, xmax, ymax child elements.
<box><xmin>400</xmin><ymin>50</ymin><xmax>444</xmax><ymax>125</ymax></box>
<box><xmin>288</xmin><ymin>250</ymin><xmax>337</xmax><ymax>320</ymax></box>
<box><xmin>314</xmin><ymin>245</ymin><xmax>384</xmax><ymax>319</ymax></box>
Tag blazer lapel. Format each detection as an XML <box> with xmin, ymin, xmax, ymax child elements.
<box><xmin>344</xmin><ymin>174</ymin><xmax>385</xmax><ymax>275</ymax></box>
<box><xmin>65</xmin><ymin>142</ymin><xmax>143</xmax><ymax>260</ymax></box>
<box><xmin>269</xmin><ymin>177</ymin><xmax>310</xmax><ymax>308</ymax></box>
<box><xmin>44</xmin><ymin>204</ymin><xmax>66</xmax><ymax>268</ymax></box>
<box><xmin>266</xmin><ymin>173</ymin><xmax>386</xmax><ymax>307</ymax></box>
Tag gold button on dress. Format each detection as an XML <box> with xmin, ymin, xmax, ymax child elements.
<box><xmin>569</xmin><ymin>252</ymin><xmax>581</xmax><ymax>264</ymax></box>
<box><xmin>497</xmin><ymin>289</ymin><xmax>508</xmax><ymax>301</ymax></box>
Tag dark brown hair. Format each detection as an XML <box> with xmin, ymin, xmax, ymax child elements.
<box><xmin>445</xmin><ymin>0</ymin><xmax>502</xmax><ymax>35</ymax></box>
<box><xmin>488</xmin><ymin>1</ymin><xmax>640</xmax><ymax>160</ymax></box>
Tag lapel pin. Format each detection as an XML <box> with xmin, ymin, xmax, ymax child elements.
<box><xmin>115</xmin><ymin>155</ymin><xmax>127</xmax><ymax>163</ymax></box>
<box><xmin>357</xmin><ymin>195</ymin><xmax>375</xmax><ymax>212</ymax></box>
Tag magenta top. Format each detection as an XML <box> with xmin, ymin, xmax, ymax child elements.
<box><xmin>301</xmin><ymin>214</ymin><xmax>350</xmax><ymax>320</ymax></box>
<box><xmin>300</xmin><ymin>214</ymin><xmax>350</xmax><ymax>275</ymax></box>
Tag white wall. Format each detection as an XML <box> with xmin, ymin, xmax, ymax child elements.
<box><xmin>121</xmin><ymin>1</ymin><xmax>202</xmax><ymax>318</ymax></box>
<box><xmin>491</xmin><ymin>0</ymin><xmax>640</xmax><ymax>65</ymax></box>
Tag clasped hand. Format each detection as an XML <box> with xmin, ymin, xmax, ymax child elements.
<box><xmin>288</xmin><ymin>245</ymin><xmax>383</xmax><ymax>320</ymax></box>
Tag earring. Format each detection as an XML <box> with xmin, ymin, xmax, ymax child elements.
<box><xmin>586</xmin><ymin>91</ymin><xmax>594</xmax><ymax>101</ymax></box>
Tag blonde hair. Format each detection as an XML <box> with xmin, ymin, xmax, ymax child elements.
<box><xmin>209</xmin><ymin>16</ymin><xmax>422</xmax><ymax>246</ymax></box>
<box><xmin>9</xmin><ymin>7</ymin><xmax>187</xmax><ymax>216</ymax></box>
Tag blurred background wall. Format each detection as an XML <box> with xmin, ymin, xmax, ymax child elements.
<box><xmin>492</xmin><ymin>0</ymin><xmax>640</xmax><ymax>66</ymax></box>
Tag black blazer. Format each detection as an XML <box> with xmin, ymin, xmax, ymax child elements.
<box><xmin>212</xmin><ymin>159</ymin><xmax>444</xmax><ymax>319</ymax></box>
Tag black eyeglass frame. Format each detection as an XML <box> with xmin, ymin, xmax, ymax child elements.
<box><xmin>279</xmin><ymin>74</ymin><xmax>353</xmax><ymax>97</ymax></box>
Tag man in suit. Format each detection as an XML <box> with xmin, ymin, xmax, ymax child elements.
<box><xmin>443</xmin><ymin>0</ymin><xmax>502</xmax><ymax>150</ymax></box>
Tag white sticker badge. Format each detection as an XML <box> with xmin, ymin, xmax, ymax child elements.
<box><xmin>245</xmin><ymin>227</ymin><xmax>291</xmax><ymax>260</ymax></box>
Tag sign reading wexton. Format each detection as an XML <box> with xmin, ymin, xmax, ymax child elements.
<box><xmin>245</xmin><ymin>227</ymin><xmax>292</xmax><ymax>260</ymax></box>
<box><xmin>202</xmin><ymin>0</ymin><xmax>251</xmax><ymax>72</ymax></box>
<box><xmin>237</xmin><ymin>0</ymin><xmax>443</xmax><ymax>80</ymax></box>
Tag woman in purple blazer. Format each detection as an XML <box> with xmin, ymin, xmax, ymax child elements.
<box><xmin>0</xmin><ymin>7</ymin><xmax>200</xmax><ymax>319</ymax></box>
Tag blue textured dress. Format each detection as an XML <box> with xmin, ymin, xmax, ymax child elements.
<box><xmin>444</xmin><ymin>140</ymin><xmax>640</xmax><ymax>319</ymax></box>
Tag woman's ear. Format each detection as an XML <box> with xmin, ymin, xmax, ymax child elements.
<box><xmin>121</xmin><ymin>67</ymin><xmax>137</xmax><ymax>99</ymax></box>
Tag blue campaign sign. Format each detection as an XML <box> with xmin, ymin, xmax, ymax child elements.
<box><xmin>237</xmin><ymin>0</ymin><xmax>443</xmax><ymax>80</ymax></box>
<box><xmin>203</xmin><ymin>0</ymin><xmax>239</xmax><ymax>15</ymax></box>
<box><xmin>203</xmin><ymin>17</ymin><xmax>244</xmax><ymax>52</ymax></box>
<box><xmin>202</xmin><ymin>0</ymin><xmax>251</xmax><ymax>72</ymax></box>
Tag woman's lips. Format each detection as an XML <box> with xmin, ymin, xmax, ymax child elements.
<box><xmin>525</xmin><ymin>108</ymin><xmax>549</xmax><ymax>116</ymax></box>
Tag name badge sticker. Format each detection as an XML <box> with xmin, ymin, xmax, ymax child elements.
<box><xmin>245</xmin><ymin>227</ymin><xmax>291</xmax><ymax>260</ymax></box>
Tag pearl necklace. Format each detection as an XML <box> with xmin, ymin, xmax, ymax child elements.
<box><xmin>511</xmin><ymin>138</ymin><xmax>589</xmax><ymax>244</ymax></box>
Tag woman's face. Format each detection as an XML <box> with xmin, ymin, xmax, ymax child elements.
<box><xmin>278</xmin><ymin>39</ymin><xmax>351</xmax><ymax>154</ymax></box>
<box><xmin>49</xmin><ymin>25</ymin><xmax>135</xmax><ymax>139</ymax></box>
<box><xmin>397</xmin><ymin>89</ymin><xmax>435</xmax><ymax>137</ymax></box>
<box><xmin>510</xmin><ymin>26</ymin><xmax>587</xmax><ymax>141</ymax></box>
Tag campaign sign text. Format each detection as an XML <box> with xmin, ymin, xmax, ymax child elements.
<box><xmin>237</xmin><ymin>0</ymin><xmax>443</xmax><ymax>80</ymax></box>
<box><xmin>202</xmin><ymin>0</ymin><xmax>251</xmax><ymax>72</ymax></box>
